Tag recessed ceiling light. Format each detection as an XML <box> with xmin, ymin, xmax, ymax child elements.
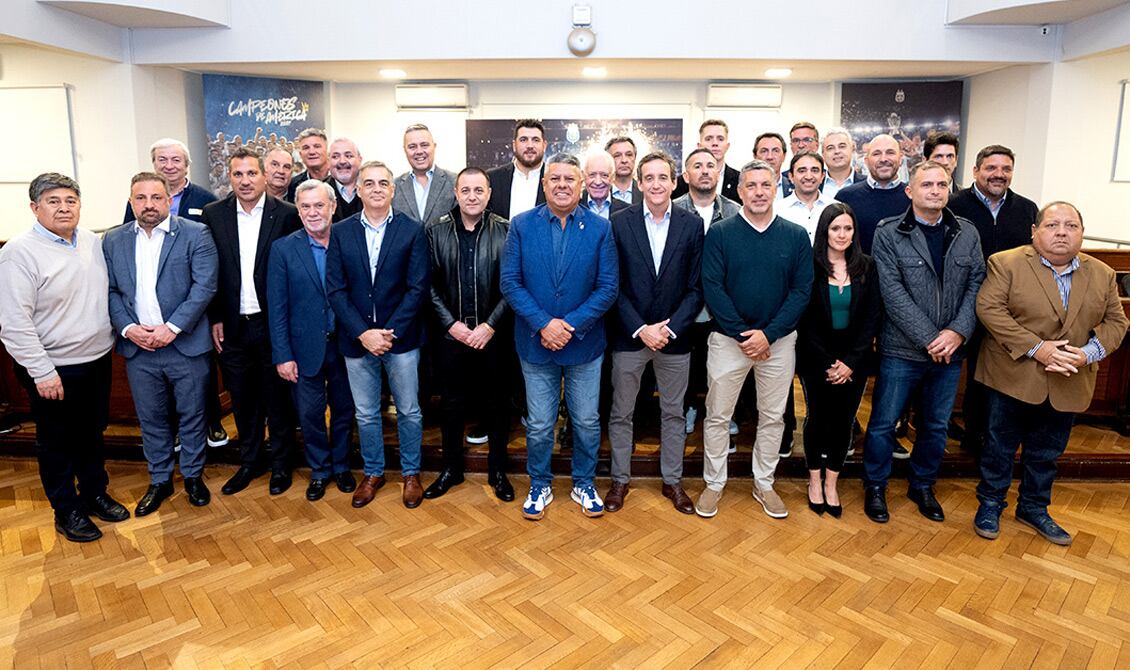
<box><xmin>380</xmin><ymin>68</ymin><xmax>407</xmax><ymax>79</ymax></box>
<box><xmin>582</xmin><ymin>66</ymin><xmax>607</xmax><ymax>78</ymax></box>
<box><xmin>765</xmin><ymin>67</ymin><xmax>792</xmax><ymax>78</ymax></box>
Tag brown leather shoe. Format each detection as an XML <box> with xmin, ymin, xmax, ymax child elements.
<box><xmin>351</xmin><ymin>475</ymin><xmax>385</xmax><ymax>508</ymax></box>
<box><xmin>605</xmin><ymin>481</ymin><xmax>629</xmax><ymax>513</ymax></box>
<box><xmin>662</xmin><ymin>483</ymin><xmax>695</xmax><ymax>515</ymax></box>
<box><xmin>403</xmin><ymin>474</ymin><xmax>423</xmax><ymax>509</ymax></box>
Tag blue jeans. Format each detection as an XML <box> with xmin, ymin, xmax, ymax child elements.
<box><xmin>976</xmin><ymin>389</ymin><xmax>1074</xmax><ymax>516</ymax></box>
<box><xmin>521</xmin><ymin>355</ymin><xmax>602</xmax><ymax>488</ymax></box>
<box><xmin>343</xmin><ymin>349</ymin><xmax>422</xmax><ymax>477</ymax></box>
<box><xmin>863</xmin><ymin>355</ymin><xmax>962</xmax><ymax>489</ymax></box>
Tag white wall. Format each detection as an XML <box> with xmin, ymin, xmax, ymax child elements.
<box><xmin>1041</xmin><ymin>48</ymin><xmax>1130</xmax><ymax>241</ymax></box>
<box><xmin>330</xmin><ymin>80</ymin><xmax>838</xmax><ymax>177</ymax></box>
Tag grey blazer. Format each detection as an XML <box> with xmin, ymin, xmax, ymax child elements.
<box><xmin>392</xmin><ymin>167</ymin><xmax>456</xmax><ymax>226</ymax></box>
<box><xmin>103</xmin><ymin>215</ymin><xmax>218</xmax><ymax>359</ymax></box>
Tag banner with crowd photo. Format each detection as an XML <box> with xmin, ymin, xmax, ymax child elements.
<box><xmin>840</xmin><ymin>81</ymin><xmax>964</xmax><ymax>183</ymax></box>
<box><xmin>202</xmin><ymin>74</ymin><xmax>326</xmax><ymax>196</ymax></box>
<box><xmin>465</xmin><ymin>118</ymin><xmax>684</xmax><ymax>174</ymax></box>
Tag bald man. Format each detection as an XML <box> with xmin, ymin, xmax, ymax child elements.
<box><xmin>327</xmin><ymin>138</ymin><xmax>363</xmax><ymax>222</ymax></box>
<box><xmin>834</xmin><ymin>134</ymin><xmax>910</xmax><ymax>254</ymax></box>
<box><xmin>583</xmin><ymin>151</ymin><xmax>629</xmax><ymax>221</ymax></box>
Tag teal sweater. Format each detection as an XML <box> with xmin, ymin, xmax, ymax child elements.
<box><xmin>702</xmin><ymin>214</ymin><xmax>813</xmax><ymax>343</ymax></box>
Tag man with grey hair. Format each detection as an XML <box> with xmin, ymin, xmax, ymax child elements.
<box><xmin>582</xmin><ymin>150</ymin><xmax>629</xmax><ymax>221</ymax></box>
<box><xmin>268</xmin><ymin>179</ymin><xmax>357</xmax><ymax>502</ymax></box>
<box><xmin>501</xmin><ymin>152</ymin><xmax>619</xmax><ymax>520</ymax></box>
<box><xmin>393</xmin><ymin>124</ymin><xmax>456</xmax><ymax>227</ymax></box>
<box><xmin>124</xmin><ymin>138</ymin><xmax>218</xmax><ymax>224</ymax></box>
<box><xmin>104</xmin><ymin>172</ymin><xmax>218</xmax><ymax>515</ymax></box>
<box><xmin>264</xmin><ymin>148</ymin><xmax>295</xmax><ymax>201</ymax></box>
<box><xmin>695</xmin><ymin>159</ymin><xmax>813</xmax><ymax>520</ymax></box>
<box><xmin>287</xmin><ymin>128</ymin><xmax>331</xmax><ymax>201</ymax></box>
<box><xmin>0</xmin><ymin>173</ymin><xmax>129</xmax><ymax>542</ymax></box>
<box><xmin>820</xmin><ymin>127</ymin><xmax>865</xmax><ymax>199</ymax></box>
<box><xmin>327</xmin><ymin>138</ymin><xmax>363</xmax><ymax>222</ymax></box>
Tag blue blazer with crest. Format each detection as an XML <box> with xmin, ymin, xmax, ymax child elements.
<box><xmin>499</xmin><ymin>203</ymin><xmax>619</xmax><ymax>366</ymax></box>
<box><xmin>103</xmin><ymin>215</ymin><xmax>218</xmax><ymax>359</ymax></box>
<box><xmin>325</xmin><ymin>210</ymin><xmax>429</xmax><ymax>357</ymax></box>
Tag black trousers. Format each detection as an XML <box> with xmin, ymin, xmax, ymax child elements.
<box><xmin>436</xmin><ymin>335</ymin><xmax>510</xmax><ymax>474</ymax></box>
<box><xmin>14</xmin><ymin>353</ymin><xmax>112</xmax><ymax>517</ymax></box>
<box><xmin>217</xmin><ymin>315</ymin><xmax>296</xmax><ymax>471</ymax></box>
<box><xmin>961</xmin><ymin>328</ymin><xmax>988</xmax><ymax>453</ymax></box>
<box><xmin>799</xmin><ymin>368</ymin><xmax>866</xmax><ymax>472</ymax></box>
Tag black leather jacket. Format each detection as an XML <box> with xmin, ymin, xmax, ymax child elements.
<box><xmin>426</xmin><ymin>207</ymin><xmax>510</xmax><ymax>332</ymax></box>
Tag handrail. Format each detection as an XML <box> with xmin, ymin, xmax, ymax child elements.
<box><xmin>1084</xmin><ymin>235</ymin><xmax>1130</xmax><ymax>249</ymax></box>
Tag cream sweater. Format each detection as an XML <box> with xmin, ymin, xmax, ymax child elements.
<box><xmin>0</xmin><ymin>227</ymin><xmax>114</xmax><ymax>382</ymax></box>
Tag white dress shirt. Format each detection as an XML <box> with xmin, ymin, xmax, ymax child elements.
<box><xmin>236</xmin><ymin>193</ymin><xmax>266</xmax><ymax>315</ymax></box>
<box><xmin>777</xmin><ymin>194</ymin><xmax>830</xmax><ymax>244</ymax></box>
<box><xmin>361</xmin><ymin>209</ymin><xmax>392</xmax><ymax>282</ymax></box>
<box><xmin>123</xmin><ymin>218</ymin><xmax>181</xmax><ymax>336</ymax></box>
<box><xmin>508</xmin><ymin>161</ymin><xmax>541</xmax><ymax>219</ymax></box>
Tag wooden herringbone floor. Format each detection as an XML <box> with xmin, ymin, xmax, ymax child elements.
<box><xmin>2</xmin><ymin>458</ymin><xmax>1129</xmax><ymax>669</ymax></box>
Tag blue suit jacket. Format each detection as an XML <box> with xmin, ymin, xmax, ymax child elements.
<box><xmin>122</xmin><ymin>181</ymin><xmax>217</xmax><ymax>223</ymax></box>
<box><xmin>499</xmin><ymin>203</ymin><xmax>619</xmax><ymax>365</ymax></box>
<box><xmin>103</xmin><ymin>215</ymin><xmax>218</xmax><ymax>359</ymax></box>
<box><xmin>609</xmin><ymin>203</ymin><xmax>704</xmax><ymax>354</ymax></box>
<box><xmin>325</xmin><ymin>210</ymin><xmax>429</xmax><ymax>357</ymax></box>
<box><xmin>267</xmin><ymin>229</ymin><xmax>336</xmax><ymax>376</ymax></box>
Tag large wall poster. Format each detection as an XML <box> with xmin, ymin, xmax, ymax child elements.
<box><xmin>840</xmin><ymin>81</ymin><xmax>964</xmax><ymax>182</ymax></box>
<box><xmin>202</xmin><ymin>74</ymin><xmax>326</xmax><ymax>196</ymax></box>
<box><xmin>466</xmin><ymin>118</ymin><xmax>684</xmax><ymax>174</ymax></box>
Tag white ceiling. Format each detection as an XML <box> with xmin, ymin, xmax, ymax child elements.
<box><xmin>38</xmin><ymin>0</ymin><xmax>227</xmax><ymax>28</ymax></box>
<box><xmin>949</xmin><ymin>0</ymin><xmax>1129</xmax><ymax>25</ymax></box>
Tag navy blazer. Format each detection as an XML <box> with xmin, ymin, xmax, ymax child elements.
<box><xmin>122</xmin><ymin>181</ymin><xmax>217</xmax><ymax>224</ymax></box>
<box><xmin>103</xmin><ymin>215</ymin><xmax>218</xmax><ymax>359</ymax></box>
<box><xmin>499</xmin><ymin>203</ymin><xmax>619</xmax><ymax>366</ymax></box>
<box><xmin>202</xmin><ymin>194</ymin><xmax>301</xmax><ymax>332</ymax></box>
<box><xmin>267</xmin><ymin>229</ymin><xmax>336</xmax><ymax>376</ymax></box>
<box><xmin>325</xmin><ymin>210</ymin><xmax>429</xmax><ymax>357</ymax></box>
<box><xmin>609</xmin><ymin>204</ymin><xmax>704</xmax><ymax>354</ymax></box>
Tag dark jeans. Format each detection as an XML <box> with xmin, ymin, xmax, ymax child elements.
<box><xmin>293</xmin><ymin>337</ymin><xmax>355</xmax><ymax>479</ymax></box>
<box><xmin>975</xmin><ymin>389</ymin><xmax>1075</xmax><ymax>516</ymax></box>
<box><xmin>961</xmin><ymin>328</ymin><xmax>988</xmax><ymax>453</ymax></box>
<box><xmin>14</xmin><ymin>353</ymin><xmax>112</xmax><ymax>517</ymax></box>
<box><xmin>799</xmin><ymin>369</ymin><xmax>866</xmax><ymax>472</ymax></box>
<box><xmin>218</xmin><ymin>315</ymin><xmax>296</xmax><ymax>471</ymax></box>
<box><xmin>436</xmin><ymin>335</ymin><xmax>511</xmax><ymax>474</ymax></box>
<box><xmin>863</xmin><ymin>355</ymin><xmax>962</xmax><ymax>489</ymax></box>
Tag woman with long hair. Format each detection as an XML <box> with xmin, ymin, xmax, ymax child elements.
<box><xmin>797</xmin><ymin>203</ymin><xmax>882</xmax><ymax>516</ymax></box>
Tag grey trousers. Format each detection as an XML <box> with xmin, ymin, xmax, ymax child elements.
<box><xmin>608</xmin><ymin>348</ymin><xmax>691</xmax><ymax>485</ymax></box>
<box><xmin>125</xmin><ymin>347</ymin><xmax>209</xmax><ymax>484</ymax></box>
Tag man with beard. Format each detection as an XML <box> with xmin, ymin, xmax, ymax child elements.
<box><xmin>264</xmin><ymin>148</ymin><xmax>295</xmax><ymax>201</ymax></box>
<box><xmin>287</xmin><ymin>128</ymin><xmax>331</xmax><ymax>201</ymax></box>
<box><xmin>501</xmin><ymin>154</ymin><xmax>618</xmax><ymax>520</ymax></box>
<box><xmin>673</xmin><ymin>120</ymin><xmax>740</xmax><ymax>201</ymax></box>
<box><xmin>820</xmin><ymin>127</ymin><xmax>865</xmax><ymax>199</ymax></box>
<box><xmin>605</xmin><ymin>136</ymin><xmax>643</xmax><ymax>205</ymax></box>
<box><xmin>834</xmin><ymin>134</ymin><xmax>910</xmax><ymax>254</ymax></box>
<box><xmin>326</xmin><ymin>138</ymin><xmax>363</xmax><ymax>222</ymax></box>
<box><xmin>393</xmin><ymin>123</ymin><xmax>456</xmax><ymax>227</ymax></box>
<box><xmin>488</xmin><ymin>119</ymin><xmax>547</xmax><ymax>220</ymax></box>
<box><xmin>947</xmin><ymin>145</ymin><xmax>1039</xmax><ymax>455</ymax></box>
<box><xmin>104</xmin><ymin>172</ymin><xmax>218</xmax><ymax>515</ymax></box>
<box><xmin>268</xmin><ymin>180</ymin><xmax>357</xmax><ymax>502</ymax></box>
<box><xmin>777</xmin><ymin>151</ymin><xmax>831</xmax><ymax>242</ymax></box>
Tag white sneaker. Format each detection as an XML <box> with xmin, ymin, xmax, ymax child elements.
<box><xmin>522</xmin><ymin>485</ymin><xmax>553</xmax><ymax>520</ymax></box>
<box><xmin>571</xmin><ymin>484</ymin><xmax>605</xmax><ymax>517</ymax></box>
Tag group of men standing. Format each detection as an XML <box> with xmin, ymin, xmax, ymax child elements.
<box><xmin>0</xmin><ymin>115</ymin><xmax>1124</xmax><ymax>550</ymax></box>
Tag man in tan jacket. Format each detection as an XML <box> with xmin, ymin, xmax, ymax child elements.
<box><xmin>973</xmin><ymin>201</ymin><xmax>1128</xmax><ymax>545</ymax></box>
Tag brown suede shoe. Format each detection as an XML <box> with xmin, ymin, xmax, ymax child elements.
<box><xmin>351</xmin><ymin>475</ymin><xmax>385</xmax><ymax>508</ymax></box>
<box><xmin>662</xmin><ymin>483</ymin><xmax>695</xmax><ymax>515</ymax></box>
<box><xmin>403</xmin><ymin>474</ymin><xmax>423</xmax><ymax>509</ymax></box>
<box><xmin>604</xmin><ymin>481</ymin><xmax>629</xmax><ymax>513</ymax></box>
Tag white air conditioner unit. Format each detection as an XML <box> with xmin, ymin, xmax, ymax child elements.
<box><xmin>706</xmin><ymin>84</ymin><xmax>782</xmax><ymax>108</ymax></box>
<box><xmin>394</xmin><ymin>84</ymin><xmax>469</xmax><ymax>110</ymax></box>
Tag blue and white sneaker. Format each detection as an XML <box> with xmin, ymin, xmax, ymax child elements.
<box><xmin>571</xmin><ymin>483</ymin><xmax>604</xmax><ymax>517</ymax></box>
<box><xmin>522</xmin><ymin>485</ymin><xmax>553</xmax><ymax>520</ymax></box>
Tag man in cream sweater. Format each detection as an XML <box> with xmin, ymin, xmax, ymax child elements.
<box><xmin>0</xmin><ymin>172</ymin><xmax>130</xmax><ymax>543</ymax></box>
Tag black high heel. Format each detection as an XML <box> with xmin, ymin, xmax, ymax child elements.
<box><xmin>824</xmin><ymin>482</ymin><xmax>842</xmax><ymax>518</ymax></box>
<box><xmin>808</xmin><ymin>483</ymin><xmax>825</xmax><ymax>516</ymax></box>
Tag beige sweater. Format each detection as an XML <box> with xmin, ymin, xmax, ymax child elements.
<box><xmin>0</xmin><ymin>227</ymin><xmax>114</xmax><ymax>382</ymax></box>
